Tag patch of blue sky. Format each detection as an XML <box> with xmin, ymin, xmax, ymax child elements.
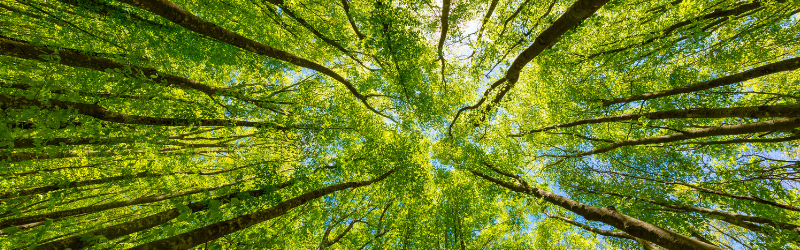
<box><xmin>430</xmin><ymin>158</ymin><xmax>453</xmax><ymax>171</ymax></box>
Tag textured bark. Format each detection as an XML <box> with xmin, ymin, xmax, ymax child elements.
<box><xmin>128</xmin><ymin>169</ymin><xmax>395</xmax><ymax>250</ymax></box>
<box><xmin>683</xmin><ymin>134</ymin><xmax>800</xmax><ymax>145</ymax></box>
<box><xmin>0</xmin><ymin>37</ymin><xmax>224</xmax><ymax>96</ymax></box>
<box><xmin>603</xmin><ymin>56</ymin><xmax>800</xmax><ymax>106</ymax></box>
<box><xmin>437</xmin><ymin>0</ymin><xmax>451</xmax><ymax>58</ymax></box>
<box><xmin>1</xmin><ymin>94</ymin><xmax>287</xmax><ymax>129</ymax></box>
<box><xmin>547</xmin><ymin>213</ymin><xmax>635</xmax><ymax>239</ymax></box>
<box><xmin>564</xmin><ymin>118</ymin><xmax>800</xmax><ymax>158</ymax></box>
<box><xmin>436</xmin><ymin>0</ymin><xmax>451</xmax><ymax>93</ymax></box>
<box><xmin>516</xmin><ymin>104</ymin><xmax>800</xmax><ymax>136</ymax></box>
<box><xmin>479</xmin><ymin>0</ymin><xmax>499</xmax><ymax>34</ymax></box>
<box><xmin>475</xmin><ymin>0</ymin><xmax>608</xmax><ymax>125</ymax></box>
<box><xmin>340</xmin><ymin>0</ymin><xmax>365</xmax><ymax>40</ymax></box>
<box><xmin>54</xmin><ymin>0</ymin><xmax>166</xmax><ymax>28</ymax></box>
<box><xmin>116</xmin><ymin>0</ymin><xmax>388</xmax><ymax>118</ymax></box>
<box><xmin>265</xmin><ymin>0</ymin><xmax>372</xmax><ymax>70</ymax></box>
<box><xmin>0</xmin><ymin>168</ymin><xmax>244</xmax><ymax>199</ymax></box>
<box><xmin>590</xmin><ymin>1</ymin><xmax>765</xmax><ymax>58</ymax></box>
<box><xmin>469</xmin><ymin>169</ymin><xmax>721</xmax><ymax>250</ymax></box>
<box><xmin>8</xmin><ymin>137</ymin><xmax>134</xmax><ymax>149</ymax></box>
<box><xmin>600</xmin><ymin>191</ymin><xmax>800</xmax><ymax>234</ymax></box>
<box><xmin>0</xmin><ymin>177</ymin><xmax>253</xmax><ymax>228</ymax></box>
<box><xmin>32</xmin><ymin>181</ymin><xmax>293</xmax><ymax>250</ymax></box>
<box><xmin>594</xmin><ymin>169</ymin><xmax>800</xmax><ymax>213</ymax></box>
<box><xmin>504</xmin><ymin>0</ymin><xmax>608</xmax><ymax>83</ymax></box>
<box><xmin>0</xmin><ymin>150</ymin><xmax>86</xmax><ymax>163</ymax></box>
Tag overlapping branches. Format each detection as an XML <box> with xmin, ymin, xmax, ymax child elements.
<box><xmin>449</xmin><ymin>0</ymin><xmax>608</xmax><ymax>133</ymax></box>
<box><xmin>114</xmin><ymin>0</ymin><xmax>393</xmax><ymax>120</ymax></box>
<box><xmin>468</xmin><ymin>165</ymin><xmax>721</xmax><ymax>250</ymax></box>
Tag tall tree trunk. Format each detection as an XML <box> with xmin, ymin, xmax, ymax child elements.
<box><xmin>0</xmin><ymin>177</ymin><xmax>253</xmax><ymax>228</ymax></box>
<box><xmin>563</xmin><ymin>118</ymin><xmax>800</xmax><ymax>158</ymax></box>
<box><xmin>0</xmin><ymin>167</ymin><xmax>246</xmax><ymax>199</ymax></box>
<box><xmin>115</xmin><ymin>0</ymin><xmax>387</xmax><ymax>118</ymax></box>
<box><xmin>128</xmin><ymin>169</ymin><xmax>395</xmax><ymax>250</ymax></box>
<box><xmin>469</xmin><ymin>169</ymin><xmax>721</xmax><ymax>250</ymax></box>
<box><xmin>516</xmin><ymin>104</ymin><xmax>800</xmax><ymax>136</ymax></box>
<box><xmin>602</xmin><ymin>57</ymin><xmax>800</xmax><ymax>106</ymax></box>
<box><xmin>1</xmin><ymin>94</ymin><xmax>288</xmax><ymax>129</ymax></box>
<box><xmin>32</xmin><ymin>180</ymin><xmax>293</xmax><ymax>250</ymax></box>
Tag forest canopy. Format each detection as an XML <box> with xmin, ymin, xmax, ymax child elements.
<box><xmin>1</xmin><ymin>0</ymin><xmax>799</xmax><ymax>249</ymax></box>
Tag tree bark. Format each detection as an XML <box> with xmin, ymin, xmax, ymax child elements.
<box><xmin>128</xmin><ymin>169</ymin><xmax>395</xmax><ymax>250</ymax></box>
<box><xmin>0</xmin><ymin>177</ymin><xmax>253</xmax><ymax>228</ymax></box>
<box><xmin>505</xmin><ymin>0</ymin><xmax>608</xmax><ymax>84</ymax></box>
<box><xmin>516</xmin><ymin>104</ymin><xmax>800</xmax><ymax>136</ymax></box>
<box><xmin>474</xmin><ymin>0</ymin><xmax>608</xmax><ymax>124</ymax></box>
<box><xmin>563</xmin><ymin>118</ymin><xmax>800</xmax><ymax>158</ymax></box>
<box><xmin>0</xmin><ymin>167</ymin><xmax>246</xmax><ymax>199</ymax></box>
<box><xmin>469</xmin><ymin>169</ymin><xmax>721</xmax><ymax>250</ymax></box>
<box><xmin>340</xmin><ymin>0</ymin><xmax>365</xmax><ymax>40</ymax></box>
<box><xmin>1</xmin><ymin>94</ymin><xmax>288</xmax><ymax>129</ymax></box>
<box><xmin>547</xmin><ymin>213</ymin><xmax>636</xmax><ymax>239</ymax></box>
<box><xmin>0</xmin><ymin>37</ymin><xmax>223</xmax><ymax>96</ymax></box>
<box><xmin>32</xmin><ymin>181</ymin><xmax>293</xmax><ymax>250</ymax></box>
<box><xmin>437</xmin><ymin>0</ymin><xmax>451</xmax><ymax>59</ymax></box>
<box><xmin>115</xmin><ymin>0</ymin><xmax>388</xmax><ymax>118</ymax></box>
<box><xmin>602</xmin><ymin>56</ymin><xmax>800</xmax><ymax>106</ymax></box>
<box><xmin>598</xmin><ymin>190</ymin><xmax>800</xmax><ymax>234</ymax></box>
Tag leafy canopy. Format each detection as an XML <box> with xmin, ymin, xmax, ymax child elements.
<box><xmin>1</xmin><ymin>0</ymin><xmax>799</xmax><ymax>249</ymax></box>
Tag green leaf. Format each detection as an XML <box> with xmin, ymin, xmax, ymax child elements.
<box><xmin>2</xmin><ymin>227</ymin><xmax>18</xmax><ymax>234</ymax></box>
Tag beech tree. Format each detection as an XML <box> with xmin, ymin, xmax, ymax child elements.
<box><xmin>1</xmin><ymin>0</ymin><xmax>799</xmax><ymax>249</ymax></box>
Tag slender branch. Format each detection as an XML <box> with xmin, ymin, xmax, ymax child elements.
<box><xmin>505</xmin><ymin>0</ymin><xmax>608</xmax><ymax>84</ymax></box>
<box><xmin>0</xmin><ymin>177</ymin><xmax>254</xmax><ymax>229</ymax></box>
<box><xmin>515</xmin><ymin>104</ymin><xmax>800</xmax><ymax>136</ymax></box>
<box><xmin>593</xmin><ymin>169</ymin><xmax>800</xmax><ymax>213</ymax></box>
<box><xmin>0</xmin><ymin>167</ymin><xmax>248</xmax><ymax>199</ymax></box>
<box><xmin>468</xmin><ymin>168</ymin><xmax>721</xmax><ymax>250</ymax></box>
<box><xmin>0</xmin><ymin>37</ymin><xmax>223</xmax><ymax>96</ymax></box>
<box><xmin>116</xmin><ymin>0</ymin><xmax>391</xmax><ymax>119</ymax></box>
<box><xmin>265</xmin><ymin>0</ymin><xmax>375</xmax><ymax>71</ymax></box>
<box><xmin>557</xmin><ymin>118</ymin><xmax>800</xmax><ymax>159</ymax></box>
<box><xmin>1</xmin><ymin>94</ymin><xmax>291</xmax><ymax>129</ymax></box>
<box><xmin>463</xmin><ymin>0</ymin><xmax>608</xmax><ymax>127</ymax></box>
<box><xmin>340</xmin><ymin>0</ymin><xmax>365</xmax><ymax>40</ymax></box>
<box><xmin>592</xmin><ymin>190</ymin><xmax>800</xmax><ymax>234</ymax></box>
<box><xmin>589</xmin><ymin>1</ymin><xmax>766</xmax><ymax>59</ymax></box>
<box><xmin>544</xmin><ymin>212</ymin><xmax>635</xmax><ymax>239</ymax></box>
<box><xmin>475</xmin><ymin>0</ymin><xmax>500</xmax><ymax>41</ymax></box>
<box><xmin>32</xmin><ymin>181</ymin><xmax>293</xmax><ymax>250</ymax></box>
<box><xmin>469</xmin><ymin>170</ymin><xmax>721</xmax><ymax>250</ymax></box>
<box><xmin>127</xmin><ymin>169</ymin><xmax>395</xmax><ymax>250</ymax></box>
<box><xmin>602</xmin><ymin>56</ymin><xmax>800</xmax><ymax>106</ymax></box>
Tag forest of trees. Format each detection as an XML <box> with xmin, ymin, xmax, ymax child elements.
<box><xmin>0</xmin><ymin>0</ymin><xmax>798</xmax><ymax>249</ymax></box>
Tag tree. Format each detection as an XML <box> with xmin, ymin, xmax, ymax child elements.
<box><xmin>1</xmin><ymin>0</ymin><xmax>798</xmax><ymax>249</ymax></box>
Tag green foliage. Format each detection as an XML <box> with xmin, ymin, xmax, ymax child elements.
<box><xmin>0</xmin><ymin>0</ymin><xmax>799</xmax><ymax>249</ymax></box>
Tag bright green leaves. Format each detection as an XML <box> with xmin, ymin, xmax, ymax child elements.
<box><xmin>1</xmin><ymin>0</ymin><xmax>798</xmax><ymax>249</ymax></box>
<box><xmin>2</xmin><ymin>226</ymin><xmax>19</xmax><ymax>234</ymax></box>
<box><xmin>207</xmin><ymin>199</ymin><xmax>223</xmax><ymax>220</ymax></box>
<box><xmin>175</xmin><ymin>203</ymin><xmax>192</xmax><ymax>222</ymax></box>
